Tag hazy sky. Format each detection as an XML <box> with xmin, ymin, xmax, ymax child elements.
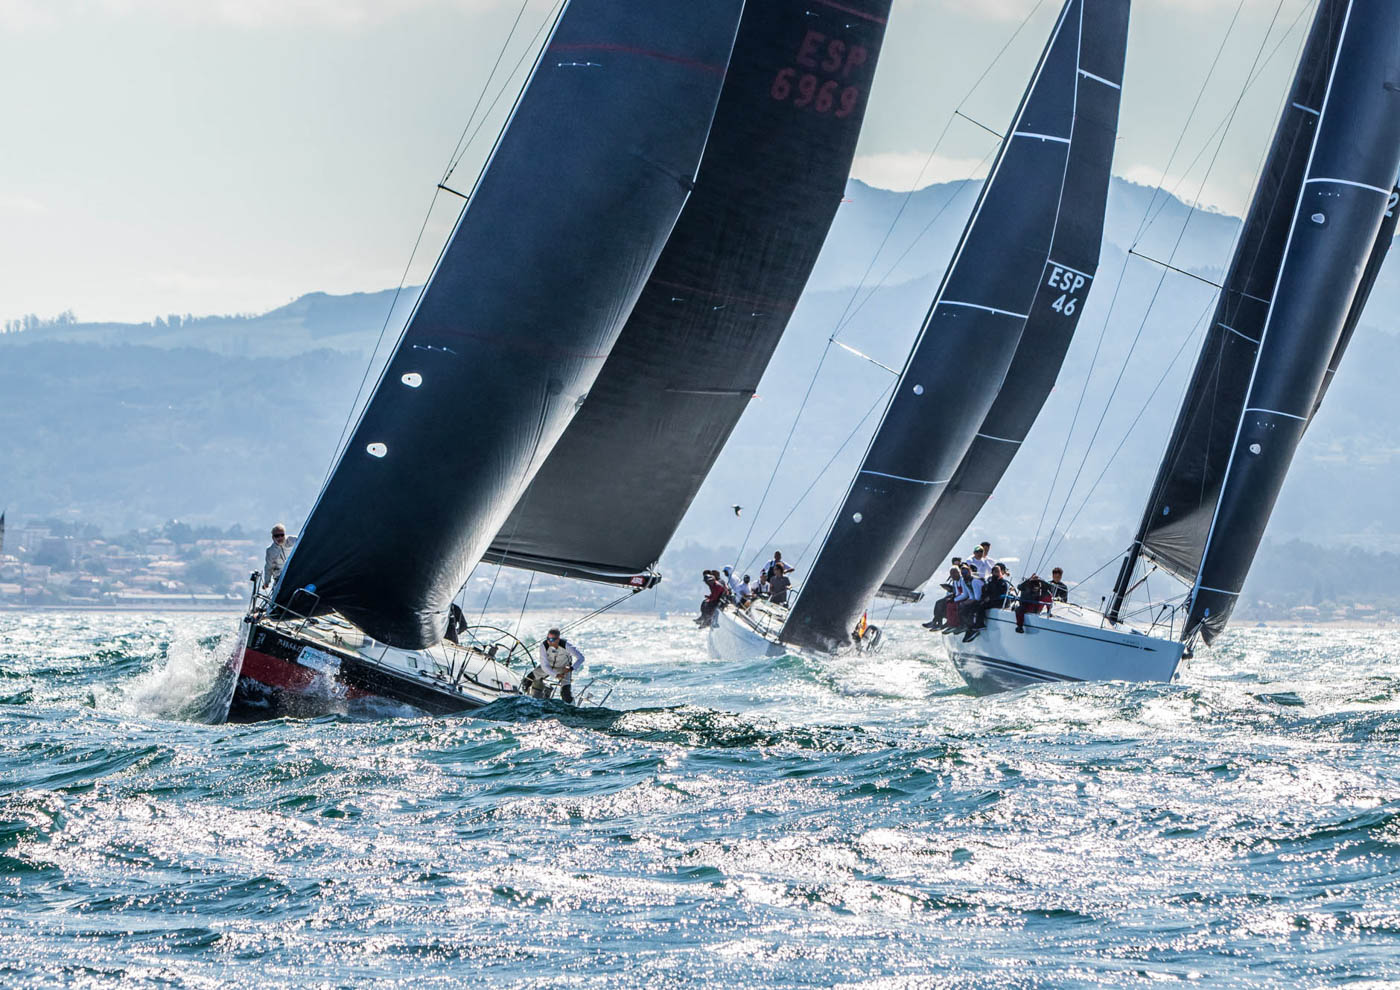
<box><xmin>1</xmin><ymin>0</ymin><xmax>1315</xmax><ymax>324</ymax></box>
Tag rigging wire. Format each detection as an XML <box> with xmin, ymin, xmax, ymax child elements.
<box><xmin>1033</xmin><ymin>0</ymin><xmax>1299</xmax><ymax>577</ymax></box>
<box><xmin>735</xmin><ymin>0</ymin><xmax>1051</xmax><ymax>572</ymax></box>
<box><xmin>1023</xmin><ymin>0</ymin><xmax>1275</xmax><ymax>573</ymax></box>
<box><xmin>739</xmin><ymin>379</ymin><xmax>897</xmax><ymax>578</ymax></box>
<box><xmin>316</xmin><ymin>0</ymin><xmax>564</xmax><ymax>491</ymax></box>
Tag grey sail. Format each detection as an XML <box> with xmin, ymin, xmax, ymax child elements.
<box><xmin>781</xmin><ymin>0</ymin><xmax>1129</xmax><ymax>650</ymax></box>
<box><xmin>273</xmin><ymin>0</ymin><xmax>743</xmax><ymax>649</ymax></box>
<box><xmin>1185</xmin><ymin>0</ymin><xmax>1400</xmax><ymax>644</ymax></box>
<box><xmin>1109</xmin><ymin>0</ymin><xmax>1400</xmax><ymax>644</ymax></box>
<box><xmin>878</xmin><ymin>8</ymin><xmax>1123</xmax><ymax>603</ymax></box>
<box><xmin>482</xmin><ymin>0</ymin><xmax>894</xmax><ymax>589</ymax></box>
<box><xmin>1108</xmin><ymin>0</ymin><xmax>1351</xmax><ymax>607</ymax></box>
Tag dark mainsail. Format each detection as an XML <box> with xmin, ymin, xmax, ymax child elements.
<box><xmin>779</xmin><ymin>0</ymin><xmax>1129</xmax><ymax>651</ymax></box>
<box><xmin>1108</xmin><ymin>0</ymin><xmax>1349</xmax><ymax>606</ymax></box>
<box><xmin>878</xmin><ymin>9</ymin><xmax>1123</xmax><ymax>602</ymax></box>
<box><xmin>274</xmin><ymin>0</ymin><xmax>743</xmax><ymax>648</ymax></box>
<box><xmin>482</xmin><ymin>0</ymin><xmax>893</xmax><ymax>588</ymax></box>
<box><xmin>1111</xmin><ymin>0</ymin><xmax>1400</xmax><ymax>644</ymax></box>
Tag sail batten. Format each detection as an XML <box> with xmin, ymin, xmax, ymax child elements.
<box><xmin>781</xmin><ymin>0</ymin><xmax>1128</xmax><ymax>648</ymax></box>
<box><xmin>273</xmin><ymin>0</ymin><xmax>744</xmax><ymax>648</ymax></box>
<box><xmin>1112</xmin><ymin>0</ymin><xmax>1400</xmax><ymax>643</ymax></box>
<box><xmin>480</xmin><ymin>0</ymin><xmax>894</xmax><ymax>589</ymax></box>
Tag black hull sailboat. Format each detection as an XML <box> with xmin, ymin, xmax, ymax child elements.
<box><xmin>232</xmin><ymin>0</ymin><xmax>744</xmax><ymax>717</ymax></box>
<box><xmin>947</xmin><ymin>0</ymin><xmax>1400</xmax><ymax>692</ymax></box>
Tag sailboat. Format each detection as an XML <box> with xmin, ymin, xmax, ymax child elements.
<box><xmin>232</xmin><ymin>0</ymin><xmax>895</xmax><ymax>716</ymax></box>
<box><xmin>230</xmin><ymin>0</ymin><xmax>746</xmax><ymax>716</ymax></box>
<box><xmin>944</xmin><ymin>0</ymin><xmax>1400</xmax><ymax>693</ymax></box>
<box><xmin>710</xmin><ymin>0</ymin><xmax>1129</xmax><ymax>660</ymax></box>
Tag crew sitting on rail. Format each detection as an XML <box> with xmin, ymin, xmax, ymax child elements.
<box><xmin>262</xmin><ymin>524</ymin><xmax>297</xmax><ymax>589</ymax></box>
<box><xmin>696</xmin><ymin>570</ymin><xmax>727</xmax><ymax>627</ymax></box>
<box><xmin>942</xmin><ymin>566</ymin><xmax>972</xmax><ymax>631</ymax></box>
<box><xmin>520</xmin><ymin>627</ymin><xmax>585</xmax><ymax>704</ymax></box>
<box><xmin>965</xmin><ymin>545</ymin><xmax>992</xmax><ymax>582</ymax></box>
<box><xmin>962</xmin><ymin>563</ymin><xmax>1012</xmax><ymax>641</ymax></box>
<box><xmin>733</xmin><ymin>573</ymin><xmax>755</xmax><ymax>610</ymax></box>
<box><xmin>1013</xmin><ymin>574</ymin><xmax>1054</xmax><ymax>633</ymax></box>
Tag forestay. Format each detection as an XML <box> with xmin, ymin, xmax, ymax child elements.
<box><xmin>1109</xmin><ymin>0</ymin><xmax>1400</xmax><ymax>644</ymax></box>
<box><xmin>781</xmin><ymin>0</ymin><xmax>1129</xmax><ymax>651</ymax></box>
<box><xmin>274</xmin><ymin>0</ymin><xmax>743</xmax><ymax>648</ymax></box>
<box><xmin>878</xmin><ymin>1</ymin><xmax>1124</xmax><ymax>603</ymax></box>
<box><xmin>1184</xmin><ymin>0</ymin><xmax>1400</xmax><ymax>643</ymax></box>
<box><xmin>1109</xmin><ymin>0</ymin><xmax>1349</xmax><ymax>602</ymax></box>
<box><xmin>482</xmin><ymin>0</ymin><xmax>893</xmax><ymax>589</ymax></box>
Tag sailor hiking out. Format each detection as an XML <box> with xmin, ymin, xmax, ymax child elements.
<box><xmin>262</xmin><ymin>524</ymin><xmax>297</xmax><ymax>589</ymax></box>
<box><xmin>521</xmin><ymin>628</ymin><xmax>585</xmax><ymax>704</ymax></box>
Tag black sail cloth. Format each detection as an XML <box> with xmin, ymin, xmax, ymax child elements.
<box><xmin>781</xmin><ymin>0</ymin><xmax>1129</xmax><ymax>651</ymax></box>
<box><xmin>483</xmin><ymin>0</ymin><xmax>893</xmax><ymax>587</ymax></box>
<box><xmin>879</xmin><ymin>7</ymin><xmax>1123</xmax><ymax>602</ymax></box>
<box><xmin>1186</xmin><ymin>0</ymin><xmax>1400</xmax><ymax>643</ymax></box>
<box><xmin>1109</xmin><ymin>0</ymin><xmax>1348</xmax><ymax>606</ymax></box>
<box><xmin>274</xmin><ymin>0</ymin><xmax>743</xmax><ymax>648</ymax></box>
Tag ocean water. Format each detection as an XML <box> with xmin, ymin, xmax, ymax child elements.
<box><xmin>2</xmin><ymin>610</ymin><xmax>1399</xmax><ymax>988</ymax></box>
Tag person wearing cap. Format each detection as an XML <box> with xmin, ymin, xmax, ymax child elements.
<box><xmin>262</xmin><ymin>524</ymin><xmax>297</xmax><ymax>589</ymax></box>
<box><xmin>521</xmin><ymin>627</ymin><xmax>585</xmax><ymax>704</ymax></box>
<box><xmin>696</xmin><ymin>570</ymin><xmax>727</xmax><ymax>627</ymax></box>
<box><xmin>965</xmin><ymin>545</ymin><xmax>993</xmax><ymax>582</ymax></box>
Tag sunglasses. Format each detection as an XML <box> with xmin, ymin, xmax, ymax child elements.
<box><xmin>273</xmin><ymin>534</ymin><xmax>285</xmax><ymax>539</ymax></box>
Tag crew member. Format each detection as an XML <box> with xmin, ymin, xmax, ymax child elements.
<box><xmin>1049</xmin><ymin>567</ymin><xmax>1069</xmax><ymax>604</ymax></box>
<box><xmin>262</xmin><ymin>524</ymin><xmax>297</xmax><ymax>589</ymax></box>
<box><xmin>768</xmin><ymin>566</ymin><xmax>793</xmax><ymax>606</ymax></box>
<box><xmin>521</xmin><ymin>628</ymin><xmax>585</xmax><ymax>704</ymax></box>
<box><xmin>763</xmin><ymin>550</ymin><xmax>795</xmax><ymax>582</ymax></box>
<box><xmin>1014</xmin><ymin>574</ymin><xmax>1051</xmax><ymax>633</ymax></box>
<box><xmin>966</xmin><ymin>545</ymin><xmax>992</xmax><ymax>582</ymax></box>
<box><xmin>696</xmin><ymin>570</ymin><xmax>726</xmax><ymax>627</ymax></box>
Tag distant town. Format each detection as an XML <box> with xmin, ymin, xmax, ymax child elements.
<box><xmin>1</xmin><ymin>518</ymin><xmax>254</xmax><ymax>609</ymax></box>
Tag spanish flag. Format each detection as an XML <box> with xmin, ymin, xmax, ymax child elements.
<box><xmin>854</xmin><ymin>611</ymin><xmax>868</xmax><ymax>641</ymax></box>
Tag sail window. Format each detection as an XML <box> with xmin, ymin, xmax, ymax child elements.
<box><xmin>401</xmin><ymin>373</ymin><xmax>423</xmax><ymax>388</ymax></box>
<box><xmin>367</xmin><ymin>443</ymin><xmax>388</xmax><ymax>458</ymax></box>
<box><xmin>1311</xmin><ymin>212</ymin><xmax>1326</xmax><ymax>224</ymax></box>
<box><xmin>912</xmin><ymin>384</ymin><xmax>924</xmax><ymax>395</ymax></box>
<box><xmin>1249</xmin><ymin>443</ymin><xmax>1262</xmax><ymax>455</ymax></box>
<box><xmin>852</xmin><ymin>513</ymin><xmax>863</xmax><ymax>524</ymax></box>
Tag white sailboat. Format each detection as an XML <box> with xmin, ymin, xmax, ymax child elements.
<box><xmin>946</xmin><ymin>0</ymin><xmax>1400</xmax><ymax>692</ymax></box>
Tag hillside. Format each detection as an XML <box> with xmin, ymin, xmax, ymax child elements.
<box><xmin>3</xmin><ymin>176</ymin><xmax>1397</xmax><ymax>613</ymax></box>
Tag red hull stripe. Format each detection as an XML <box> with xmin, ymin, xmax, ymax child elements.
<box><xmin>239</xmin><ymin>646</ymin><xmax>371</xmax><ymax>699</ymax></box>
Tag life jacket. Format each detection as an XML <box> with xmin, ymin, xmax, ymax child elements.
<box><xmin>541</xmin><ymin>641</ymin><xmax>575</xmax><ymax>675</ymax></box>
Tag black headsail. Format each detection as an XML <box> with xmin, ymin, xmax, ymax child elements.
<box><xmin>481</xmin><ymin>0</ymin><xmax>893</xmax><ymax>588</ymax></box>
<box><xmin>781</xmin><ymin>0</ymin><xmax>1129</xmax><ymax>650</ymax></box>
<box><xmin>878</xmin><ymin>6</ymin><xmax>1123</xmax><ymax>603</ymax></box>
<box><xmin>1109</xmin><ymin>0</ymin><xmax>1400</xmax><ymax>644</ymax></box>
<box><xmin>274</xmin><ymin>0</ymin><xmax>743</xmax><ymax>648</ymax></box>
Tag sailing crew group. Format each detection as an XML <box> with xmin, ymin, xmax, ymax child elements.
<box><xmin>695</xmin><ymin>550</ymin><xmax>797</xmax><ymax>623</ymax></box>
<box><xmin>920</xmin><ymin>543</ymin><xmax>1069</xmax><ymax>642</ymax></box>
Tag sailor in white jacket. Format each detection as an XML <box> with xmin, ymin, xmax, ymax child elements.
<box><xmin>522</xmin><ymin>628</ymin><xmax>585</xmax><ymax>704</ymax></box>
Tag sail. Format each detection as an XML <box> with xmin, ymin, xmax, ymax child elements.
<box><xmin>1109</xmin><ymin>0</ymin><xmax>1350</xmax><ymax>608</ymax></box>
<box><xmin>878</xmin><ymin>9</ymin><xmax>1122</xmax><ymax>602</ymax></box>
<box><xmin>274</xmin><ymin>0</ymin><xmax>743</xmax><ymax>648</ymax></box>
<box><xmin>482</xmin><ymin>0</ymin><xmax>893</xmax><ymax>588</ymax></box>
<box><xmin>781</xmin><ymin>0</ymin><xmax>1130</xmax><ymax>650</ymax></box>
<box><xmin>1309</xmin><ymin>183</ymin><xmax>1398</xmax><ymax>420</ymax></box>
<box><xmin>1185</xmin><ymin>0</ymin><xmax>1400</xmax><ymax>643</ymax></box>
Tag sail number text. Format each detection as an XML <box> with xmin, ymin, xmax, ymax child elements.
<box><xmin>770</xmin><ymin>30</ymin><xmax>867</xmax><ymax>118</ymax></box>
<box><xmin>1045</xmin><ymin>265</ymin><xmax>1089</xmax><ymax>317</ymax></box>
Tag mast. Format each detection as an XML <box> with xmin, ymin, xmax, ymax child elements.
<box><xmin>1111</xmin><ymin>0</ymin><xmax>1400</xmax><ymax>643</ymax></box>
<box><xmin>1107</xmin><ymin>0</ymin><xmax>1353</xmax><ymax>624</ymax></box>
<box><xmin>481</xmin><ymin>0</ymin><xmax>894</xmax><ymax>590</ymax></box>
<box><xmin>273</xmin><ymin>0</ymin><xmax>743</xmax><ymax>649</ymax></box>
<box><xmin>781</xmin><ymin>0</ymin><xmax>1129</xmax><ymax>651</ymax></box>
<box><xmin>1185</xmin><ymin>0</ymin><xmax>1400</xmax><ymax>644</ymax></box>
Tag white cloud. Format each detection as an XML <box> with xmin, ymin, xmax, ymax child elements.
<box><xmin>851</xmin><ymin>151</ymin><xmax>992</xmax><ymax>192</ymax></box>
<box><xmin>0</xmin><ymin>195</ymin><xmax>47</xmax><ymax>216</ymax></box>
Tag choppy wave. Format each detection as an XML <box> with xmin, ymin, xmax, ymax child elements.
<box><xmin>2</xmin><ymin>610</ymin><xmax>1400</xmax><ymax>986</ymax></box>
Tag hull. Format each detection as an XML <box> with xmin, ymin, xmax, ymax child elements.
<box><xmin>233</xmin><ymin>616</ymin><xmax>521</xmax><ymax>719</ymax></box>
<box><xmin>707</xmin><ymin>604</ymin><xmax>790</xmax><ymax>661</ymax></box>
<box><xmin>943</xmin><ymin>607</ymin><xmax>1186</xmax><ymax>695</ymax></box>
